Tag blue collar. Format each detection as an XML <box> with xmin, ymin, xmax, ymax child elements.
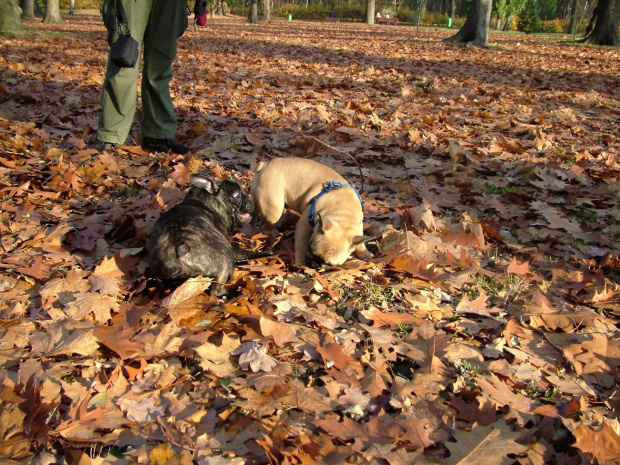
<box><xmin>308</xmin><ymin>181</ymin><xmax>364</xmax><ymax>226</ymax></box>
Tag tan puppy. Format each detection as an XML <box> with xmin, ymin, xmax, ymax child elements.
<box><xmin>252</xmin><ymin>157</ymin><xmax>374</xmax><ymax>266</ymax></box>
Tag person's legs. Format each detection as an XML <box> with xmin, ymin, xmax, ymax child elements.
<box><xmin>97</xmin><ymin>0</ymin><xmax>153</xmax><ymax>145</ymax></box>
<box><xmin>141</xmin><ymin>0</ymin><xmax>188</xmax><ymax>142</ymax></box>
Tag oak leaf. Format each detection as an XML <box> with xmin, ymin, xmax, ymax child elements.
<box><xmin>574</xmin><ymin>419</ymin><xmax>620</xmax><ymax>462</ymax></box>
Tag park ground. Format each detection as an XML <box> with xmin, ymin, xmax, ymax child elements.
<box><xmin>0</xmin><ymin>12</ymin><xmax>620</xmax><ymax>465</ymax></box>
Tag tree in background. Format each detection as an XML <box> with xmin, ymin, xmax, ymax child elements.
<box><xmin>42</xmin><ymin>0</ymin><xmax>63</xmax><ymax>23</ymax></box>
<box><xmin>443</xmin><ymin>0</ymin><xmax>492</xmax><ymax>45</ymax></box>
<box><xmin>416</xmin><ymin>0</ymin><xmax>427</xmax><ymax>27</ymax></box>
<box><xmin>581</xmin><ymin>0</ymin><xmax>619</xmax><ymax>45</ymax></box>
<box><xmin>248</xmin><ymin>0</ymin><xmax>258</xmax><ymax>22</ymax></box>
<box><xmin>518</xmin><ymin>0</ymin><xmax>541</xmax><ymax>31</ymax></box>
<box><xmin>21</xmin><ymin>0</ymin><xmax>42</xmax><ymax>19</ymax></box>
<box><xmin>567</xmin><ymin>0</ymin><xmax>580</xmax><ymax>33</ymax></box>
<box><xmin>448</xmin><ymin>0</ymin><xmax>456</xmax><ymax>21</ymax></box>
<box><xmin>365</xmin><ymin>0</ymin><xmax>375</xmax><ymax>24</ymax></box>
<box><xmin>494</xmin><ymin>0</ymin><xmax>528</xmax><ymax>30</ymax></box>
<box><xmin>0</xmin><ymin>0</ymin><xmax>24</xmax><ymax>31</ymax></box>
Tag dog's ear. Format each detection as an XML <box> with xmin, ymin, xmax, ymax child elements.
<box><xmin>316</xmin><ymin>215</ymin><xmax>334</xmax><ymax>233</ymax></box>
<box><xmin>351</xmin><ymin>235</ymin><xmax>379</xmax><ymax>246</ymax></box>
<box><xmin>190</xmin><ymin>174</ymin><xmax>217</xmax><ymax>193</ymax></box>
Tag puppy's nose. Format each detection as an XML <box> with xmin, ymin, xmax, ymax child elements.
<box><xmin>241</xmin><ymin>197</ymin><xmax>255</xmax><ymax>214</ymax></box>
<box><xmin>306</xmin><ymin>250</ymin><xmax>324</xmax><ymax>268</ymax></box>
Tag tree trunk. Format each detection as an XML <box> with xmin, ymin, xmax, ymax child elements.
<box><xmin>69</xmin><ymin>0</ymin><xmax>74</xmax><ymax>15</ymax></box>
<box><xmin>0</xmin><ymin>0</ymin><xmax>24</xmax><ymax>31</ymax></box>
<box><xmin>264</xmin><ymin>0</ymin><xmax>271</xmax><ymax>20</ymax></box>
<box><xmin>503</xmin><ymin>14</ymin><xmax>513</xmax><ymax>30</ymax></box>
<box><xmin>20</xmin><ymin>0</ymin><xmax>41</xmax><ymax>19</ymax></box>
<box><xmin>42</xmin><ymin>0</ymin><xmax>63</xmax><ymax>23</ymax></box>
<box><xmin>248</xmin><ymin>0</ymin><xmax>258</xmax><ymax>23</ymax></box>
<box><xmin>443</xmin><ymin>0</ymin><xmax>492</xmax><ymax>45</ymax></box>
<box><xmin>568</xmin><ymin>0</ymin><xmax>579</xmax><ymax>33</ymax></box>
<box><xmin>331</xmin><ymin>0</ymin><xmax>336</xmax><ymax>17</ymax></box>
<box><xmin>448</xmin><ymin>0</ymin><xmax>456</xmax><ymax>20</ymax></box>
<box><xmin>365</xmin><ymin>0</ymin><xmax>375</xmax><ymax>24</ymax></box>
<box><xmin>582</xmin><ymin>0</ymin><xmax>619</xmax><ymax>45</ymax></box>
<box><xmin>416</xmin><ymin>0</ymin><xmax>426</xmax><ymax>28</ymax></box>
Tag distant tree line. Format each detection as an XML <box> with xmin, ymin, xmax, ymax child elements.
<box><xmin>230</xmin><ymin>0</ymin><xmax>601</xmax><ymax>34</ymax></box>
<box><xmin>0</xmin><ymin>0</ymin><xmax>616</xmax><ymax>46</ymax></box>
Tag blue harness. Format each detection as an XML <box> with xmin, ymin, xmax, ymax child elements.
<box><xmin>308</xmin><ymin>181</ymin><xmax>364</xmax><ymax>226</ymax></box>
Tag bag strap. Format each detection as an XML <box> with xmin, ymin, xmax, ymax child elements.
<box><xmin>115</xmin><ymin>0</ymin><xmax>128</xmax><ymax>24</ymax></box>
<box><xmin>115</xmin><ymin>0</ymin><xmax>130</xmax><ymax>34</ymax></box>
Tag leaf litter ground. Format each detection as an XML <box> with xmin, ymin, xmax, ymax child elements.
<box><xmin>0</xmin><ymin>13</ymin><xmax>619</xmax><ymax>465</ymax></box>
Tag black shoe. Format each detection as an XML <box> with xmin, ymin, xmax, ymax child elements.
<box><xmin>142</xmin><ymin>137</ymin><xmax>189</xmax><ymax>155</ymax></box>
<box><xmin>90</xmin><ymin>139</ymin><xmax>117</xmax><ymax>152</ymax></box>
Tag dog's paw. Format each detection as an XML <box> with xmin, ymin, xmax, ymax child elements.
<box><xmin>356</xmin><ymin>250</ymin><xmax>374</xmax><ymax>261</ymax></box>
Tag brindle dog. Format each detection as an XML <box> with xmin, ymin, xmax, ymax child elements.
<box><xmin>147</xmin><ymin>174</ymin><xmax>270</xmax><ymax>296</ymax></box>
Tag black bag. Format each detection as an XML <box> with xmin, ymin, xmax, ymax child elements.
<box><xmin>103</xmin><ymin>0</ymin><xmax>139</xmax><ymax>68</ymax></box>
<box><xmin>110</xmin><ymin>34</ymin><xmax>139</xmax><ymax>68</ymax></box>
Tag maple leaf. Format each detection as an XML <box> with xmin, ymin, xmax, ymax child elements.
<box><xmin>259</xmin><ymin>316</ymin><xmax>299</xmax><ymax>348</ymax></box>
<box><xmin>246</xmin><ymin>363</ymin><xmax>293</xmax><ymax>391</ymax></box>
<box><xmin>63</xmin><ymin>292</ymin><xmax>119</xmax><ymax>323</ymax></box>
<box><xmin>92</xmin><ymin>255</ymin><xmax>126</xmax><ymax>278</ymax></box>
<box><xmin>316</xmin><ymin>339</ymin><xmax>355</xmax><ymax>370</ymax></box>
<box><xmin>445</xmin><ymin>422</ymin><xmax>528</xmax><ymax>465</ymax></box>
<box><xmin>475</xmin><ymin>373</ymin><xmax>537</xmax><ymax>425</ymax></box>
<box><xmin>194</xmin><ymin>332</ymin><xmax>241</xmax><ymax>377</ymax></box>
<box><xmin>506</xmin><ymin>256</ymin><xmax>531</xmax><ymax>277</ymax></box>
<box><xmin>339</xmin><ymin>387</ymin><xmax>373</xmax><ymax>419</ymax></box>
<box><xmin>448</xmin><ymin>394</ymin><xmax>496</xmax><ymax>426</ymax></box>
<box><xmin>359</xmin><ymin>307</ymin><xmax>426</xmax><ymax>329</ymax></box>
<box><xmin>18</xmin><ymin>376</ymin><xmax>59</xmax><ymax>447</ymax></box>
<box><xmin>388</xmin><ymin>255</ymin><xmax>440</xmax><ymax>282</ymax></box>
<box><xmin>16</xmin><ymin>255</ymin><xmax>51</xmax><ymax>282</ymax></box>
<box><xmin>161</xmin><ymin>276</ymin><xmax>213</xmax><ymax>307</ymax></box>
<box><xmin>235</xmin><ymin>387</ymin><xmax>282</xmax><ymax>418</ymax></box>
<box><xmin>94</xmin><ymin>322</ymin><xmax>143</xmax><ymax>360</ymax></box>
<box><xmin>169</xmin><ymin>162</ymin><xmax>191</xmax><ymax>185</ymax></box>
<box><xmin>531</xmin><ymin>200</ymin><xmax>584</xmax><ymax>236</ymax></box>
<box><xmin>455</xmin><ymin>289</ymin><xmax>496</xmax><ymax>318</ymax></box>
<box><xmin>316</xmin><ymin>411</ymin><xmax>401</xmax><ymax>452</ymax></box>
<box><xmin>30</xmin><ymin>320</ymin><xmax>99</xmax><ymax>357</ymax></box>
<box><xmin>278</xmin><ymin>379</ymin><xmax>335</xmax><ymax>414</ymax></box>
<box><xmin>140</xmin><ymin>321</ymin><xmax>184</xmax><ymax>358</ymax></box>
<box><xmin>117</xmin><ymin>396</ymin><xmax>165</xmax><ymax>426</ymax></box>
<box><xmin>233</xmin><ymin>342</ymin><xmax>278</xmax><ymax>373</ymax></box>
<box><xmin>149</xmin><ymin>442</ymin><xmax>193</xmax><ymax>465</ymax></box>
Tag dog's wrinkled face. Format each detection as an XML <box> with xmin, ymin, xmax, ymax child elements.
<box><xmin>218</xmin><ymin>180</ymin><xmax>254</xmax><ymax>226</ymax></box>
<box><xmin>184</xmin><ymin>176</ymin><xmax>254</xmax><ymax>231</ymax></box>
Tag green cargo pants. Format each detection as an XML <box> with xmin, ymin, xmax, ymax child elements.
<box><xmin>97</xmin><ymin>0</ymin><xmax>188</xmax><ymax>145</ymax></box>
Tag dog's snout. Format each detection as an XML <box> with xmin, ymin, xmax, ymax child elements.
<box><xmin>241</xmin><ymin>196</ymin><xmax>255</xmax><ymax>215</ymax></box>
<box><xmin>306</xmin><ymin>248</ymin><xmax>324</xmax><ymax>268</ymax></box>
